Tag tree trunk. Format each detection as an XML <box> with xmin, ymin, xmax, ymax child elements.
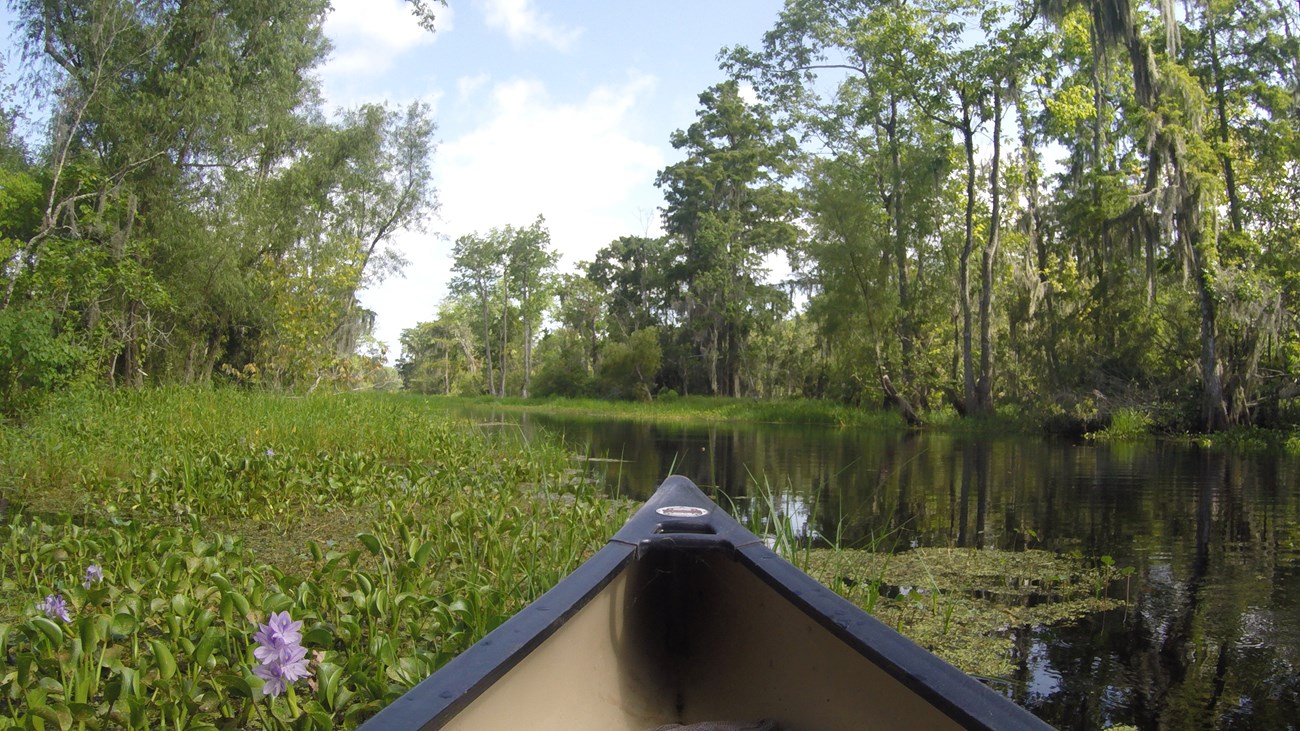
<box><xmin>886</xmin><ymin>94</ymin><xmax>915</xmax><ymax>391</ymax></box>
<box><xmin>522</xmin><ymin>317</ymin><xmax>532</xmax><ymax>398</ymax></box>
<box><xmin>959</xmin><ymin>100</ymin><xmax>977</xmax><ymax>414</ymax></box>
<box><xmin>976</xmin><ymin>88</ymin><xmax>1003</xmax><ymax>416</ymax></box>
<box><xmin>881</xmin><ymin>372</ymin><xmax>923</xmax><ymax>427</ymax></box>
<box><xmin>481</xmin><ymin>290</ymin><xmax>495</xmax><ymax>396</ymax></box>
<box><xmin>521</xmin><ymin>277</ymin><xmax>532</xmax><ymax>399</ymax></box>
<box><xmin>1179</xmin><ymin>176</ymin><xmax>1229</xmax><ymax>431</ymax></box>
<box><xmin>1207</xmin><ymin>15</ymin><xmax>1243</xmax><ymax>234</ymax></box>
<box><xmin>499</xmin><ymin>278</ymin><xmax>508</xmax><ymax>396</ymax></box>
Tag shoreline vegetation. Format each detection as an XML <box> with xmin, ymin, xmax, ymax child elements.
<box><xmin>432</xmin><ymin>393</ymin><xmax>1300</xmax><ymax>452</ymax></box>
<box><xmin>0</xmin><ymin>387</ymin><xmax>1142</xmax><ymax>728</ymax></box>
<box><xmin>0</xmin><ymin>388</ymin><xmax>633</xmax><ymax>728</ymax></box>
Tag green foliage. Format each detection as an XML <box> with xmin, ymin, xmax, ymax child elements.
<box><xmin>655</xmin><ymin>81</ymin><xmax>798</xmax><ymax>397</ymax></box>
<box><xmin>597</xmin><ymin>327</ymin><xmax>663</xmax><ymax>401</ymax></box>
<box><xmin>433</xmin><ymin>393</ymin><xmax>904</xmax><ymax>429</ymax></box>
<box><xmin>531</xmin><ymin>330</ymin><xmax>596</xmax><ymax>399</ymax></box>
<box><xmin>0</xmin><ymin>306</ymin><xmax>89</xmax><ymax>415</ymax></box>
<box><xmin>2</xmin><ymin>0</ymin><xmax>437</xmax><ymax>393</ymax></box>
<box><xmin>444</xmin><ymin>218</ymin><xmax>559</xmax><ymax>397</ymax></box>
<box><xmin>1087</xmin><ymin>408</ymin><xmax>1154</xmax><ymax>441</ymax></box>
<box><xmin>0</xmin><ymin>388</ymin><xmax>630</xmax><ymax>728</ymax></box>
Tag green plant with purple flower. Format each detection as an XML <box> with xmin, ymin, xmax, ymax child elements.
<box><xmin>0</xmin><ymin>388</ymin><xmax>628</xmax><ymax>729</ymax></box>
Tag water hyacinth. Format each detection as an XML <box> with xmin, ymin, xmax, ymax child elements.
<box><xmin>252</xmin><ymin>611</ymin><xmax>312</xmax><ymax>697</ymax></box>
<box><xmin>83</xmin><ymin>563</ymin><xmax>104</xmax><ymax>588</ymax></box>
<box><xmin>40</xmin><ymin>593</ymin><xmax>71</xmax><ymax>623</ymax></box>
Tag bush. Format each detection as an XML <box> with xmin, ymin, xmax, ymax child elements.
<box><xmin>597</xmin><ymin>327</ymin><xmax>661</xmax><ymax>401</ymax></box>
<box><xmin>532</xmin><ymin>334</ymin><xmax>596</xmax><ymax>398</ymax></box>
<box><xmin>0</xmin><ymin>305</ymin><xmax>90</xmax><ymax>415</ymax></box>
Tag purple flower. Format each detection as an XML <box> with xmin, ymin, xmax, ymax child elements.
<box><xmin>252</xmin><ymin>611</ymin><xmax>312</xmax><ymax>697</ymax></box>
<box><xmin>40</xmin><ymin>594</ymin><xmax>71</xmax><ymax>623</ymax></box>
<box><xmin>83</xmin><ymin>564</ymin><xmax>104</xmax><ymax>588</ymax></box>
<box><xmin>265</xmin><ymin>448</ymin><xmax>276</xmax><ymax>457</ymax></box>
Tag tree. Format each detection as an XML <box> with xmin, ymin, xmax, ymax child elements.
<box><xmin>554</xmin><ymin>271</ymin><xmax>605</xmax><ymax>376</ymax></box>
<box><xmin>724</xmin><ymin>0</ymin><xmax>962</xmax><ymax>410</ymax></box>
<box><xmin>1</xmin><ymin>0</ymin><xmax>442</xmax><ymax>392</ymax></box>
<box><xmin>598</xmin><ymin>327</ymin><xmax>663</xmax><ymax>401</ymax></box>
<box><xmin>447</xmin><ymin>217</ymin><xmax>558</xmax><ymax>397</ymax></box>
<box><xmin>449</xmin><ymin>230</ymin><xmax>505</xmax><ymax>395</ymax></box>
<box><xmin>507</xmin><ymin>216</ymin><xmax>559</xmax><ymax>398</ymax></box>
<box><xmin>655</xmin><ymin>81</ymin><xmax>798</xmax><ymax>396</ymax></box>
<box><xmin>586</xmin><ymin>235</ymin><xmax>672</xmax><ymax>338</ymax></box>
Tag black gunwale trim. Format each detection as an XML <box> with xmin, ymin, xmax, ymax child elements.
<box><xmin>359</xmin><ymin>475</ymin><xmax>1056</xmax><ymax>730</ymax></box>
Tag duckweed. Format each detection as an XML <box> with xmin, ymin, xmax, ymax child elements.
<box><xmin>804</xmin><ymin>547</ymin><xmax>1130</xmax><ymax>678</ymax></box>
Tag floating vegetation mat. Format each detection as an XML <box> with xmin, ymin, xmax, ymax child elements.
<box><xmin>804</xmin><ymin>547</ymin><xmax>1130</xmax><ymax>678</ymax></box>
<box><xmin>0</xmin><ymin>389</ymin><xmax>632</xmax><ymax>729</ymax></box>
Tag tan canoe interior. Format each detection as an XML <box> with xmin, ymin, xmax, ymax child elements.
<box><xmin>441</xmin><ymin>550</ymin><xmax>965</xmax><ymax>731</ymax></box>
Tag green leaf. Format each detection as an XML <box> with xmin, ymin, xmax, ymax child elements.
<box><xmin>302</xmin><ymin>627</ymin><xmax>332</xmax><ymax>647</ymax></box>
<box><xmin>31</xmin><ymin>702</ymin><xmax>73</xmax><ymax>730</ymax></box>
<box><xmin>110</xmin><ymin>613</ymin><xmax>137</xmax><ymax>637</ymax></box>
<box><xmin>356</xmin><ymin>533</ymin><xmax>383</xmax><ymax>555</ymax></box>
<box><xmin>412</xmin><ymin>540</ymin><xmax>435</xmax><ymax>568</ymax></box>
<box><xmin>210</xmin><ymin>574</ymin><xmax>232</xmax><ymax>593</ymax></box>
<box><xmin>78</xmin><ymin>617</ymin><xmax>100</xmax><ymax>650</ymax></box>
<box><xmin>214</xmin><ymin>673</ymin><xmax>253</xmax><ymax>699</ymax></box>
<box><xmin>192</xmin><ymin>627</ymin><xmax>221</xmax><ymax>668</ymax></box>
<box><xmin>30</xmin><ymin>617</ymin><xmax>63</xmax><ymax>645</ymax></box>
<box><xmin>149</xmin><ymin>639</ymin><xmax>177</xmax><ymax>681</ymax></box>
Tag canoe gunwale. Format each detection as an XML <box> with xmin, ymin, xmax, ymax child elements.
<box><xmin>730</xmin><ymin>544</ymin><xmax>1050</xmax><ymax>731</ymax></box>
<box><xmin>363</xmin><ymin>542</ymin><xmax>638</xmax><ymax>730</ymax></box>
<box><xmin>358</xmin><ymin>475</ymin><xmax>1056</xmax><ymax>731</ymax></box>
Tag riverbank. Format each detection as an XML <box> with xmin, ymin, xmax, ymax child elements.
<box><xmin>437</xmin><ymin>393</ymin><xmax>909</xmax><ymax>429</ymax></box>
<box><xmin>435</xmin><ymin>393</ymin><xmax>1300</xmax><ymax>451</ymax></box>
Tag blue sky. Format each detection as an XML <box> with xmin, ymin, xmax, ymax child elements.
<box><xmin>323</xmin><ymin>0</ymin><xmax>787</xmax><ymax>357</ymax></box>
<box><xmin>2</xmin><ymin>0</ymin><xmax>788</xmax><ymax>358</ymax></box>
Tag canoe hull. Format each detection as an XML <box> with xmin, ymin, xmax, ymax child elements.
<box><xmin>361</xmin><ymin>476</ymin><xmax>1055</xmax><ymax>731</ymax></box>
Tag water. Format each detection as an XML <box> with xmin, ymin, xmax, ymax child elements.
<box><xmin>483</xmin><ymin>411</ymin><xmax>1300</xmax><ymax>731</ymax></box>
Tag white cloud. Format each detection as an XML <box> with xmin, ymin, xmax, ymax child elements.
<box><xmin>456</xmin><ymin>72</ymin><xmax>491</xmax><ymax>102</ymax></box>
<box><xmin>437</xmin><ymin>74</ymin><xmax>663</xmax><ymax>252</ymax></box>
<box><xmin>361</xmin><ymin>73</ymin><xmax>667</xmax><ymax>358</ymax></box>
<box><xmin>478</xmin><ymin>0</ymin><xmax>582</xmax><ymax>50</ymax></box>
<box><xmin>322</xmin><ymin>0</ymin><xmax>446</xmax><ymax>77</ymax></box>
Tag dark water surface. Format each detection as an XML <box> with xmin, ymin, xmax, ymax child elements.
<box><xmin>485</xmin><ymin>411</ymin><xmax>1300</xmax><ymax>731</ymax></box>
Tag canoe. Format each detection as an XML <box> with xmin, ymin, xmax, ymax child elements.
<box><xmin>359</xmin><ymin>476</ymin><xmax>1054</xmax><ymax>730</ymax></box>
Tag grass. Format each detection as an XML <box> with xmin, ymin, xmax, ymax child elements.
<box><xmin>0</xmin><ymin>387</ymin><xmax>631</xmax><ymax>729</ymax></box>
<box><xmin>1085</xmin><ymin>407</ymin><xmax>1154</xmax><ymax>441</ymax></box>
<box><xmin>433</xmin><ymin>394</ymin><xmax>908</xmax><ymax>429</ymax></box>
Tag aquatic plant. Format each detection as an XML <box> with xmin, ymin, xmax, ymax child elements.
<box><xmin>806</xmin><ymin>547</ymin><xmax>1130</xmax><ymax>678</ymax></box>
<box><xmin>38</xmin><ymin>594</ymin><xmax>70</xmax><ymax>623</ymax></box>
<box><xmin>253</xmin><ymin>611</ymin><xmax>312</xmax><ymax>698</ymax></box>
<box><xmin>0</xmin><ymin>387</ymin><xmax>630</xmax><ymax>728</ymax></box>
<box><xmin>1086</xmin><ymin>408</ymin><xmax>1153</xmax><ymax>441</ymax></box>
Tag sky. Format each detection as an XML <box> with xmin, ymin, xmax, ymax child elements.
<box><xmin>0</xmin><ymin>0</ymin><xmax>788</xmax><ymax>361</ymax></box>
<box><xmin>320</xmin><ymin>0</ymin><xmax>788</xmax><ymax>359</ymax></box>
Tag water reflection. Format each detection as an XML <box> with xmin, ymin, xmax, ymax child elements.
<box><xmin>478</xmin><ymin>411</ymin><xmax>1300</xmax><ymax>730</ymax></box>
